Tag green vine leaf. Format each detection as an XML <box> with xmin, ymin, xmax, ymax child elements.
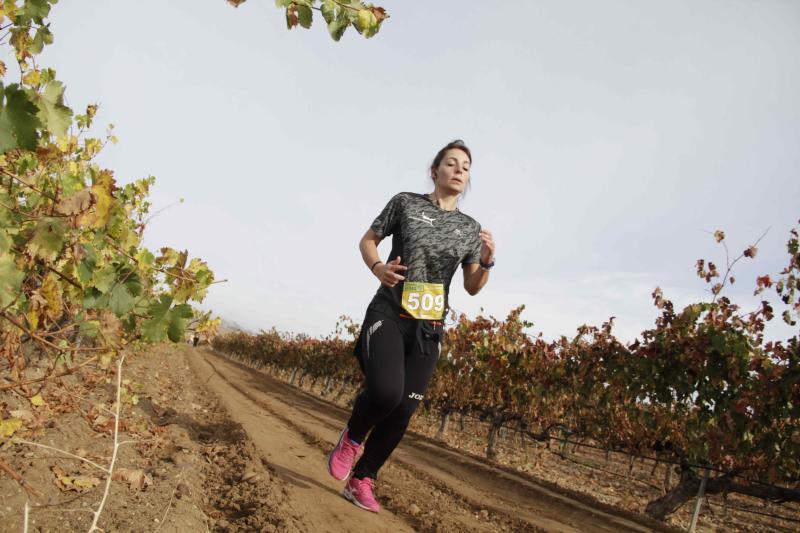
<box><xmin>0</xmin><ymin>82</ymin><xmax>41</xmax><ymax>152</ymax></box>
<box><xmin>297</xmin><ymin>4</ymin><xmax>312</xmax><ymax>29</ymax></box>
<box><xmin>25</xmin><ymin>218</ymin><xmax>65</xmax><ymax>262</ymax></box>
<box><xmin>21</xmin><ymin>0</ymin><xmax>54</xmax><ymax>22</ymax></box>
<box><xmin>0</xmin><ymin>254</ymin><xmax>25</xmax><ymax>307</ymax></box>
<box><xmin>33</xmin><ymin>80</ymin><xmax>73</xmax><ymax>139</ymax></box>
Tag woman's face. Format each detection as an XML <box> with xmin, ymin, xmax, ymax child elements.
<box><xmin>433</xmin><ymin>148</ymin><xmax>471</xmax><ymax>194</ymax></box>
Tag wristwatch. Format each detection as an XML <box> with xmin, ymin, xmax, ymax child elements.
<box><xmin>479</xmin><ymin>258</ymin><xmax>495</xmax><ymax>271</ymax></box>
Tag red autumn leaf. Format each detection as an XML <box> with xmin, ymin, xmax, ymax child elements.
<box><xmin>286</xmin><ymin>3</ymin><xmax>299</xmax><ymax>29</ymax></box>
<box><xmin>371</xmin><ymin>6</ymin><xmax>388</xmax><ymax>22</ymax></box>
<box><xmin>696</xmin><ymin>259</ymin><xmax>706</xmax><ymax>279</ymax></box>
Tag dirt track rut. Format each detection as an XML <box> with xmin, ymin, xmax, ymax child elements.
<box><xmin>188</xmin><ymin>348</ymin><xmax>670</xmax><ymax>533</ymax></box>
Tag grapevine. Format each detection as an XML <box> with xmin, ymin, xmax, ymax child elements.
<box><xmin>1</xmin><ymin>0</ymin><xmax>218</xmax><ymax>411</ymax></box>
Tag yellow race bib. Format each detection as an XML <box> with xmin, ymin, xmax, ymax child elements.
<box><xmin>401</xmin><ymin>282</ymin><xmax>445</xmax><ymax>320</ymax></box>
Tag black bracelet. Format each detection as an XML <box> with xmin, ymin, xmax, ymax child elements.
<box><xmin>479</xmin><ymin>258</ymin><xmax>495</xmax><ymax>271</ymax></box>
<box><xmin>370</xmin><ymin>260</ymin><xmax>382</xmax><ymax>272</ymax></box>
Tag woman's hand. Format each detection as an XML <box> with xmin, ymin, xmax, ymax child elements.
<box><xmin>375</xmin><ymin>256</ymin><xmax>407</xmax><ymax>287</ymax></box>
<box><xmin>479</xmin><ymin>229</ymin><xmax>495</xmax><ymax>264</ymax></box>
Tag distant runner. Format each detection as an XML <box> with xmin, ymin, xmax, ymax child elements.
<box><xmin>327</xmin><ymin>140</ymin><xmax>496</xmax><ymax>513</ymax></box>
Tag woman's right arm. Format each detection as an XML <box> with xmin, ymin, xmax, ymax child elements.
<box><xmin>360</xmin><ymin>229</ymin><xmax>406</xmax><ymax>287</ymax></box>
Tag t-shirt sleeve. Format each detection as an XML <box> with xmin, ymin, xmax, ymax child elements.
<box><xmin>370</xmin><ymin>193</ymin><xmax>403</xmax><ymax>238</ymax></box>
<box><xmin>462</xmin><ymin>221</ymin><xmax>482</xmax><ymax>266</ymax></box>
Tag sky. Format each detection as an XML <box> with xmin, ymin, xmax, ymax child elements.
<box><xmin>13</xmin><ymin>0</ymin><xmax>800</xmax><ymax>341</ymax></box>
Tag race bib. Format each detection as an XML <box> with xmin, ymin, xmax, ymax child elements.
<box><xmin>401</xmin><ymin>282</ymin><xmax>445</xmax><ymax>320</ymax></box>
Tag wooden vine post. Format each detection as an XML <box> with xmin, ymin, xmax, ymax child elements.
<box><xmin>687</xmin><ymin>468</ymin><xmax>710</xmax><ymax>533</ymax></box>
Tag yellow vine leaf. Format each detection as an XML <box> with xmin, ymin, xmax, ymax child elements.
<box><xmin>83</xmin><ymin>137</ymin><xmax>101</xmax><ymax>159</ymax></box>
<box><xmin>51</xmin><ymin>465</ymin><xmax>101</xmax><ymax>492</ymax></box>
<box><xmin>0</xmin><ymin>3</ymin><xmax>17</xmax><ymax>25</ymax></box>
<box><xmin>119</xmin><ymin>226</ymin><xmax>139</xmax><ymax>252</ymax></box>
<box><xmin>30</xmin><ymin>393</ymin><xmax>45</xmax><ymax>407</ymax></box>
<box><xmin>22</xmin><ymin>69</ymin><xmax>41</xmax><ymax>85</ymax></box>
<box><xmin>25</xmin><ymin>308</ymin><xmax>40</xmax><ymax>330</ymax></box>
<box><xmin>57</xmin><ymin>135</ymin><xmax>78</xmax><ymax>153</ymax></box>
<box><xmin>357</xmin><ymin>9</ymin><xmax>373</xmax><ymax>28</ymax></box>
<box><xmin>79</xmin><ymin>170</ymin><xmax>115</xmax><ymax>228</ymax></box>
<box><xmin>0</xmin><ymin>60</ymin><xmax>7</xmax><ymax>77</ymax></box>
<box><xmin>0</xmin><ymin>418</ymin><xmax>23</xmax><ymax>437</ymax></box>
<box><xmin>41</xmin><ymin>273</ymin><xmax>63</xmax><ymax>321</ymax></box>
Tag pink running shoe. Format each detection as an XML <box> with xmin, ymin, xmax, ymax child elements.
<box><xmin>327</xmin><ymin>428</ymin><xmax>362</xmax><ymax>481</ymax></box>
<box><xmin>343</xmin><ymin>475</ymin><xmax>380</xmax><ymax>513</ymax></box>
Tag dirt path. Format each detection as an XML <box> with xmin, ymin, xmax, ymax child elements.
<box><xmin>188</xmin><ymin>348</ymin><xmax>672</xmax><ymax>533</ymax></box>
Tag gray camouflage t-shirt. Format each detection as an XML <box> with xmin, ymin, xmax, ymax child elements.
<box><xmin>369</xmin><ymin>192</ymin><xmax>482</xmax><ymax>318</ymax></box>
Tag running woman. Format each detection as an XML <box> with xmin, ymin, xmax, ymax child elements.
<box><xmin>327</xmin><ymin>140</ymin><xmax>495</xmax><ymax>512</ymax></box>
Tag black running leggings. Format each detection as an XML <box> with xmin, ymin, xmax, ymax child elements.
<box><xmin>347</xmin><ymin>301</ymin><xmax>441</xmax><ymax>480</ymax></box>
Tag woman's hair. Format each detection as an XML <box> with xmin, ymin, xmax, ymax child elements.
<box><xmin>429</xmin><ymin>139</ymin><xmax>472</xmax><ymax>182</ymax></box>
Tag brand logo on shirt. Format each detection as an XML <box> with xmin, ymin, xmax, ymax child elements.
<box><xmin>409</xmin><ymin>213</ymin><xmax>436</xmax><ymax>226</ymax></box>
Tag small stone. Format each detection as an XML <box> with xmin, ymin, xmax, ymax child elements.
<box><xmin>176</xmin><ymin>482</ymin><xmax>190</xmax><ymax>499</ymax></box>
<box><xmin>240</xmin><ymin>471</ymin><xmax>258</xmax><ymax>483</ymax></box>
<box><xmin>480</xmin><ymin>509</ymin><xmax>489</xmax><ymax>519</ymax></box>
<box><xmin>408</xmin><ymin>503</ymin><xmax>421</xmax><ymax>516</ymax></box>
<box><xmin>11</xmin><ymin>409</ymin><xmax>34</xmax><ymax>421</ymax></box>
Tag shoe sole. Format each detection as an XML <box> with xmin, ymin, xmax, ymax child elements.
<box><xmin>327</xmin><ymin>429</ymin><xmax>349</xmax><ymax>481</ymax></box>
<box><xmin>342</xmin><ymin>486</ymin><xmax>379</xmax><ymax>513</ymax></box>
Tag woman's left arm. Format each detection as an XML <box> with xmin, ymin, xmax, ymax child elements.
<box><xmin>463</xmin><ymin>228</ymin><xmax>495</xmax><ymax>296</ymax></box>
